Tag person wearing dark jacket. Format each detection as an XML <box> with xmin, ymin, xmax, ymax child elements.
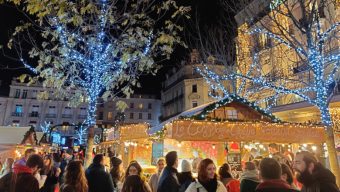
<box><xmin>240</xmin><ymin>162</ymin><xmax>260</xmax><ymax>192</ymax></box>
<box><xmin>157</xmin><ymin>151</ymin><xmax>180</xmax><ymax>192</ymax></box>
<box><xmin>293</xmin><ymin>151</ymin><xmax>339</xmax><ymax>192</ymax></box>
<box><xmin>40</xmin><ymin>155</ymin><xmax>61</xmax><ymax>192</ymax></box>
<box><xmin>178</xmin><ymin>160</ymin><xmax>195</xmax><ymax>192</ymax></box>
<box><xmin>256</xmin><ymin>158</ymin><xmax>299</xmax><ymax>192</ymax></box>
<box><xmin>0</xmin><ymin>154</ymin><xmax>44</xmax><ymax>192</ymax></box>
<box><xmin>86</xmin><ymin>154</ymin><xmax>114</xmax><ymax>192</ymax></box>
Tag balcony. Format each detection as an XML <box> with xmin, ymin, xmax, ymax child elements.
<box><xmin>12</xmin><ymin>112</ymin><xmax>23</xmax><ymax>117</ymax></box>
<box><xmin>29</xmin><ymin>112</ymin><xmax>39</xmax><ymax>117</ymax></box>
<box><xmin>78</xmin><ymin>115</ymin><xmax>87</xmax><ymax>119</ymax></box>
<box><xmin>62</xmin><ymin>114</ymin><xmax>73</xmax><ymax>118</ymax></box>
<box><xmin>45</xmin><ymin>114</ymin><xmax>57</xmax><ymax>118</ymax></box>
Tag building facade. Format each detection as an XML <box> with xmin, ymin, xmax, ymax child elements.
<box><xmin>0</xmin><ymin>79</ymin><xmax>161</xmax><ymax>136</ymax></box>
<box><xmin>234</xmin><ymin>0</ymin><xmax>340</xmax><ymax>123</ymax></box>
<box><xmin>161</xmin><ymin>50</ymin><xmax>227</xmax><ymax>120</ymax></box>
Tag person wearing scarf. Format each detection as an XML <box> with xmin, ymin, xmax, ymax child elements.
<box><xmin>185</xmin><ymin>158</ymin><xmax>227</xmax><ymax>192</ymax></box>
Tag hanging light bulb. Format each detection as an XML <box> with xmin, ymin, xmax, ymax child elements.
<box><xmin>212</xmin><ymin>144</ymin><xmax>216</xmax><ymax>149</ymax></box>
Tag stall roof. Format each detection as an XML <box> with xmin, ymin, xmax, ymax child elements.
<box><xmin>149</xmin><ymin>95</ymin><xmax>279</xmax><ymax>135</ymax></box>
<box><xmin>0</xmin><ymin>126</ymin><xmax>44</xmax><ymax>144</ymax></box>
<box><xmin>148</xmin><ymin>100</ymin><xmax>217</xmax><ymax>134</ymax></box>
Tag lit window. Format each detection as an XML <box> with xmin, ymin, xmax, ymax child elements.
<box><xmin>138</xmin><ymin>103</ymin><xmax>143</xmax><ymax>109</ymax></box>
<box><xmin>15</xmin><ymin>105</ymin><xmax>23</xmax><ymax>113</ymax></box>
<box><xmin>107</xmin><ymin>112</ymin><xmax>113</xmax><ymax>120</ymax></box>
<box><xmin>227</xmin><ymin>110</ymin><xmax>238</xmax><ymax>119</ymax></box>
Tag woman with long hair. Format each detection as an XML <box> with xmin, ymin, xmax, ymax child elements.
<box><xmin>123</xmin><ymin>162</ymin><xmax>151</xmax><ymax>191</ymax></box>
<box><xmin>122</xmin><ymin>175</ymin><xmax>152</xmax><ymax>192</ymax></box>
<box><xmin>185</xmin><ymin>158</ymin><xmax>227</xmax><ymax>192</ymax></box>
<box><xmin>40</xmin><ymin>155</ymin><xmax>61</xmax><ymax>192</ymax></box>
<box><xmin>60</xmin><ymin>161</ymin><xmax>88</xmax><ymax>192</ymax></box>
<box><xmin>219</xmin><ymin>163</ymin><xmax>240</xmax><ymax>192</ymax></box>
<box><xmin>110</xmin><ymin>157</ymin><xmax>124</xmax><ymax>191</ymax></box>
<box><xmin>281</xmin><ymin>163</ymin><xmax>299</xmax><ymax>190</ymax></box>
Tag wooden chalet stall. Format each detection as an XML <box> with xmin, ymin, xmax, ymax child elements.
<box><xmin>148</xmin><ymin>95</ymin><xmax>326</xmax><ymax>173</ymax></box>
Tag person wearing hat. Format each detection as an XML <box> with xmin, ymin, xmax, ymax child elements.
<box><xmin>148</xmin><ymin>158</ymin><xmax>165</xmax><ymax>192</ymax></box>
<box><xmin>178</xmin><ymin>160</ymin><xmax>195</xmax><ymax>192</ymax></box>
<box><xmin>110</xmin><ymin>157</ymin><xmax>124</xmax><ymax>192</ymax></box>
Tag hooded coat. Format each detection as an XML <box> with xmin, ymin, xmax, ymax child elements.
<box><xmin>0</xmin><ymin>164</ymin><xmax>39</xmax><ymax>192</ymax></box>
<box><xmin>240</xmin><ymin>170</ymin><xmax>260</xmax><ymax>192</ymax></box>
<box><xmin>85</xmin><ymin>163</ymin><xmax>115</xmax><ymax>192</ymax></box>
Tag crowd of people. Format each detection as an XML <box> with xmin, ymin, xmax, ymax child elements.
<box><xmin>0</xmin><ymin>146</ymin><xmax>338</xmax><ymax>192</ymax></box>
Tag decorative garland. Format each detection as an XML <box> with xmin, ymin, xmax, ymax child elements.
<box><xmin>187</xmin><ymin>94</ymin><xmax>281</xmax><ymax>122</ymax></box>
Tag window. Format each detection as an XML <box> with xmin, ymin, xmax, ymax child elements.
<box><xmin>48</xmin><ymin>106</ymin><xmax>56</xmax><ymax>113</ymax></box>
<box><xmin>130</xmin><ymin>103</ymin><xmax>134</xmax><ymax>109</ymax></box>
<box><xmin>107</xmin><ymin>112</ymin><xmax>113</xmax><ymax>121</ymax></box>
<box><xmin>148</xmin><ymin>113</ymin><xmax>152</xmax><ymax>120</ymax></box>
<box><xmin>148</xmin><ymin>103</ymin><xmax>152</xmax><ymax>109</ymax></box>
<box><xmin>22</xmin><ymin>90</ymin><xmax>28</xmax><ymax>99</ymax></box>
<box><xmin>138</xmin><ymin>103</ymin><xmax>143</xmax><ymax>109</ymax></box>
<box><xmin>139</xmin><ymin>113</ymin><xmax>143</xmax><ymax>119</ymax></box>
<box><xmin>98</xmin><ymin>112</ymin><xmax>104</xmax><ymax>120</ymax></box>
<box><xmin>80</xmin><ymin>108</ymin><xmax>87</xmax><ymax>115</ymax></box>
<box><xmin>32</xmin><ymin>105</ymin><xmax>39</xmax><ymax>112</ymax></box>
<box><xmin>130</xmin><ymin>113</ymin><xmax>134</xmax><ymax>119</ymax></box>
<box><xmin>15</xmin><ymin>105</ymin><xmax>23</xmax><ymax>113</ymax></box>
<box><xmin>227</xmin><ymin>110</ymin><xmax>238</xmax><ymax>119</ymax></box>
<box><xmin>192</xmin><ymin>84</ymin><xmax>197</xmax><ymax>93</ymax></box>
<box><xmin>14</xmin><ymin>89</ymin><xmax>20</xmax><ymax>98</ymax></box>
<box><xmin>192</xmin><ymin>101</ymin><xmax>198</xmax><ymax>108</ymax></box>
<box><xmin>64</xmin><ymin>107</ymin><xmax>72</xmax><ymax>114</ymax></box>
<box><xmin>12</xmin><ymin>120</ymin><xmax>20</xmax><ymax>127</ymax></box>
<box><xmin>32</xmin><ymin>90</ymin><xmax>38</xmax><ymax>99</ymax></box>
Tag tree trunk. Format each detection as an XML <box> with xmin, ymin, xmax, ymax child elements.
<box><xmin>84</xmin><ymin>99</ymin><xmax>97</xmax><ymax>168</ymax></box>
<box><xmin>319</xmin><ymin>106</ymin><xmax>340</xmax><ymax>186</ymax></box>
<box><xmin>84</xmin><ymin>125</ymin><xmax>95</xmax><ymax>168</ymax></box>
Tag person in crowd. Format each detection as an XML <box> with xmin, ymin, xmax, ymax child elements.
<box><xmin>86</xmin><ymin>154</ymin><xmax>114</xmax><ymax>192</ymax></box>
<box><xmin>0</xmin><ymin>154</ymin><xmax>44</xmax><ymax>192</ymax></box>
<box><xmin>157</xmin><ymin>151</ymin><xmax>180</xmax><ymax>192</ymax></box>
<box><xmin>124</xmin><ymin>161</ymin><xmax>151</xmax><ymax>191</ymax></box>
<box><xmin>110</xmin><ymin>156</ymin><xmax>124</xmax><ymax>191</ymax></box>
<box><xmin>192</xmin><ymin>157</ymin><xmax>202</xmax><ymax>177</ymax></box>
<box><xmin>252</xmin><ymin>159</ymin><xmax>260</xmax><ymax>171</ymax></box>
<box><xmin>40</xmin><ymin>155</ymin><xmax>61</xmax><ymax>192</ymax></box>
<box><xmin>148</xmin><ymin>158</ymin><xmax>165</xmax><ymax>192</ymax></box>
<box><xmin>255</xmin><ymin>158</ymin><xmax>298</xmax><ymax>192</ymax></box>
<box><xmin>240</xmin><ymin>161</ymin><xmax>260</xmax><ymax>192</ymax></box>
<box><xmin>59</xmin><ymin>149</ymin><xmax>73</xmax><ymax>183</ymax></box>
<box><xmin>219</xmin><ymin>163</ymin><xmax>240</xmax><ymax>192</ymax></box>
<box><xmin>60</xmin><ymin>161</ymin><xmax>88</xmax><ymax>192</ymax></box>
<box><xmin>185</xmin><ymin>158</ymin><xmax>227</xmax><ymax>192</ymax></box>
<box><xmin>268</xmin><ymin>143</ymin><xmax>286</xmax><ymax>164</ymax></box>
<box><xmin>178</xmin><ymin>160</ymin><xmax>195</xmax><ymax>192</ymax></box>
<box><xmin>281</xmin><ymin>163</ymin><xmax>299</xmax><ymax>190</ymax></box>
<box><xmin>0</xmin><ymin>158</ymin><xmax>14</xmax><ymax>178</ymax></box>
<box><xmin>122</xmin><ymin>175</ymin><xmax>152</xmax><ymax>192</ymax></box>
<box><xmin>52</xmin><ymin>153</ymin><xmax>61</xmax><ymax>169</ymax></box>
<box><xmin>15</xmin><ymin>148</ymin><xmax>36</xmax><ymax>166</ymax></box>
<box><xmin>293</xmin><ymin>151</ymin><xmax>339</xmax><ymax>192</ymax></box>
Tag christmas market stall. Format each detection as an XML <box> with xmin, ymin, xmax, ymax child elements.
<box><xmin>0</xmin><ymin>126</ymin><xmax>44</xmax><ymax>161</ymax></box>
<box><xmin>98</xmin><ymin>123</ymin><xmax>155</xmax><ymax>173</ymax></box>
<box><xmin>148</xmin><ymin>95</ymin><xmax>326</xmax><ymax>175</ymax></box>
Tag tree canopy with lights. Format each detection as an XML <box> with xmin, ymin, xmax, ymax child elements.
<box><xmin>3</xmin><ymin>0</ymin><xmax>189</xmax><ymax>166</ymax></box>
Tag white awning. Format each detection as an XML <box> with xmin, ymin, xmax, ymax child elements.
<box><xmin>0</xmin><ymin>126</ymin><xmax>43</xmax><ymax>144</ymax></box>
<box><xmin>148</xmin><ymin>100</ymin><xmax>217</xmax><ymax>135</ymax></box>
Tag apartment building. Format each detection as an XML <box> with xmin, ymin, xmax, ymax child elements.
<box><xmin>161</xmin><ymin>49</ymin><xmax>228</xmax><ymax>120</ymax></box>
<box><xmin>234</xmin><ymin>0</ymin><xmax>340</xmax><ymax>123</ymax></box>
